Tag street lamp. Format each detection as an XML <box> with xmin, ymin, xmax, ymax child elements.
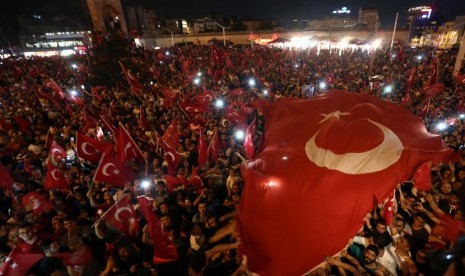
<box><xmin>213</xmin><ymin>22</ymin><xmax>226</xmax><ymax>46</ymax></box>
<box><xmin>159</xmin><ymin>26</ymin><xmax>174</xmax><ymax>47</ymax></box>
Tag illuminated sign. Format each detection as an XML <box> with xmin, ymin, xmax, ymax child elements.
<box><xmin>419</xmin><ymin>8</ymin><xmax>432</xmax><ymax>19</ymax></box>
<box><xmin>332</xmin><ymin>7</ymin><xmax>351</xmax><ymax>14</ymax></box>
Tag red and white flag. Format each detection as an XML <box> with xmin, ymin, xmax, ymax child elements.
<box><xmin>119</xmin><ymin>61</ymin><xmax>142</xmax><ymax>95</ymax></box>
<box><xmin>244</xmin><ymin>119</ymin><xmax>256</xmax><ymax>159</ymax></box>
<box><xmin>162</xmin><ymin>120</ymin><xmax>180</xmax><ymax>150</ymax></box>
<box><xmin>45</xmin><ymin>161</ymin><xmax>68</xmax><ymax>190</ymax></box>
<box><xmin>76</xmin><ymin>132</ymin><xmax>114</xmax><ymax>164</ymax></box>
<box><xmin>116</xmin><ymin>123</ymin><xmax>146</xmax><ymax>163</ymax></box>
<box><xmin>100</xmin><ymin>194</ymin><xmax>138</xmax><ymax>235</ymax></box>
<box><xmin>100</xmin><ymin>115</ymin><xmax>118</xmax><ymax>137</ymax></box>
<box><xmin>208</xmin><ymin>131</ymin><xmax>221</xmax><ymax>161</ymax></box>
<box><xmin>197</xmin><ymin>132</ymin><xmax>208</xmax><ymax>168</ymax></box>
<box><xmin>238</xmin><ymin>91</ymin><xmax>452</xmax><ymax>275</ymax></box>
<box><xmin>44</xmin><ymin>78</ymin><xmax>66</xmax><ymax>100</ymax></box>
<box><xmin>0</xmin><ymin>247</ymin><xmax>44</xmax><ymax>276</ymax></box>
<box><xmin>138</xmin><ymin>196</ymin><xmax>178</xmax><ymax>264</ymax></box>
<box><xmin>454</xmin><ymin>72</ymin><xmax>465</xmax><ymax>86</ymax></box>
<box><xmin>93</xmin><ymin>153</ymin><xmax>137</xmax><ymax>187</ymax></box>
<box><xmin>382</xmin><ymin>190</ymin><xmax>396</xmax><ymax>226</ymax></box>
<box><xmin>49</xmin><ymin>140</ymin><xmax>66</xmax><ymax>164</ymax></box>
<box><xmin>22</xmin><ymin>191</ymin><xmax>54</xmax><ymax>214</ymax></box>
<box><xmin>161</xmin><ymin>139</ymin><xmax>181</xmax><ymax>175</ymax></box>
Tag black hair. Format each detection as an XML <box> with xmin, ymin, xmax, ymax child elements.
<box><xmin>366</xmin><ymin>244</ymin><xmax>379</xmax><ymax>256</ymax></box>
<box><xmin>189</xmin><ymin>252</ymin><xmax>207</xmax><ymax>273</ymax></box>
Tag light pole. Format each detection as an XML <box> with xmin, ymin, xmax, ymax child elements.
<box><xmin>159</xmin><ymin>27</ymin><xmax>174</xmax><ymax>47</ymax></box>
<box><xmin>213</xmin><ymin>22</ymin><xmax>226</xmax><ymax>46</ymax></box>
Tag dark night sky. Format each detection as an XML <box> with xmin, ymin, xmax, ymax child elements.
<box><xmin>2</xmin><ymin>0</ymin><xmax>465</xmax><ymax>26</ymax></box>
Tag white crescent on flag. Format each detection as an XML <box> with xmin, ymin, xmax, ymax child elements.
<box><xmin>51</xmin><ymin>168</ymin><xmax>61</xmax><ymax>180</ymax></box>
<box><xmin>81</xmin><ymin>142</ymin><xmax>97</xmax><ymax>155</ymax></box>
<box><xmin>305</xmin><ymin>112</ymin><xmax>403</xmax><ymax>174</ymax></box>
<box><xmin>102</xmin><ymin>163</ymin><xmax>119</xmax><ymax>176</ymax></box>
<box><xmin>124</xmin><ymin>142</ymin><xmax>136</xmax><ymax>158</ymax></box>
<box><xmin>115</xmin><ymin>207</ymin><xmax>133</xmax><ymax>222</ymax></box>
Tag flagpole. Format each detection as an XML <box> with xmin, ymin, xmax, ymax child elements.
<box><xmin>390</xmin><ymin>12</ymin><xmax>399</xmax><ymax>53</ymax></box>
<box><xmin>177</xmin><ymin>102</ymin><xmax>190</xmax><ymax>119</ymax></box>
<box><xmin>91</xmin><ymin>193</ymin><xmax>129</xmax><ymax>228</ymax></box>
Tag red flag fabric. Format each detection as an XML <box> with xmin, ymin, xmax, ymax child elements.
<box><xmin>45</xmin><ymin>130</ymin><xmax>54</xmax><ymax>150</ymax></box>
<box><xmin>429</xmin><ymin>57</ymin><xmax>439</xmax><ymax>86</ymax></box>
<box><xmin>43</xmin><ymin>78</ymin><xmax>66</xmax><ymax>100</ymax></box>
<box><xmin>22</xmin><ymin>191</ymin><xmax>54</xmax><ymax>214</ymax></box>
<box><xmin>116</xmin><ymin>124</ymin><xmax>146</xmax><ymax>163</ymax></box>
<box><xmin>397</xmin><ymin>40</ymin><xmax>405</xmax><ymax>63</ymax></box>
<box><xmin>208</xmin><ymin>131</ymin><xmax>221</xmax><ymax>161</ymax></box>
<box><xmin>100</xmin><ymin>115</ymin><xmax>118</xmax><ymax>136</ymax></box>
<box><xmin>0</xmin><ymin>164</ymin><xmax>15</xmax><ymax>188</ymax></box>
<box><xmin>137</xmin><ymin>196</ymin><xmax>178</xmax><ymax>264</ymax></box>
<box><xmin>179</xmin><ymin>100</ymin><xmax>211</xmax><ymax>115</ymax></box>
<box><xmin>91</xmin><ymin>86</ymin><xmax>105</xmax><ymax>102</ymax></box>
<box><xmin>162</xmin><ymin>120</ymin><xmax>180</xmax><ymax>149</ymax></box>
<box><xmin>93</xmin><ymin>153</ymin><xmax>137</xmax><ymax>187</ymax></box>
<box><xmin>230</xmin><ymin>88</ymin><xmax>245</xmax><ymax>97</ymax></box>
<box><xmin>187</xmin><ymin>167</ymin><xmax>204</xmax><ymax>193</ymax></box>
<box><xmin>162</xmin><ymin>175</ymin><xmax>187</xmax><ymax>192</ymax></box>
<box><xmin>238</xmin><ymin>91</ymin><xmax>452</xmax><ymax>275</ymax></box>
<box><xmin>197</xmin><ymin>132</ymin><xmax>207</xmax><ymax>168</ymax></box>
<box><xmin>226</xmin><ymin>103</ymin><xmax>247</xmax><ymax>125</ymax></box>
<box><xmin>413</xmin><ymin>161</ymin><xmax>432</xmax><ymax>191</ymax></box>
<box><xmin>45</xmin><ymin>161</ymin><xmax>68</xmax><ymax>190</ymax></box>
<box><xmin>0</xmin><ymin>247</ymin><xmax>43</xmax><ymax>276</ymax></box>
<box><xmin>454</xmin><ymin>72</ymin><xmax>465</xmax><ymax>86</ymax></box>
<box><xmin>161</xmin><ymin>139</ymin><xmax>181</xmax><ymax>175</ymax></box>
<box><xmin>382</xmin><ymin>190</ymin><xmax>396</xmax><ymax>226</ymax></box>
<box><xmin>119</xmin><ymin>61</ymin><xmax>142</xmax><ymax>95</ymax></box>
<box><xmin>53</xmin><ymin>247</ymin><xmax>93</xmax><ymax>266</ymax></box>
<box><xmin>100</xmin><ymin>194</ymin><xmax>138</xmax><ymax>235</ymax></box>
<box><xmin>244</xmin><ymin>119</ymin><xmax>256</xmax><ymax>159</ymax></box>
<box><xmin>192</xmin><ymin>91</ymin><xmax>214</xmax><ymax>104</ymax></box>
<box><xmin>421</xmin><ymin>83</ymin><xmax>445</xmax><ymax>99</ymax></box>
<box><xmin>14</xmin><ymin>116</ymin><xmax>30</xmax><ymax>134</ymax></box>
<box><xmin>406</xmin><ymin>67</ymin><xmax>416</xmax><ymax>94</ymax></box>
<box><xmin>140</xmin><ymin>106</ymin><xmax>150</xmax><ymax>130</ymax></box>
<box><xmin>49</xmin><ymin>141</ymin><xmax>66</xmax><ymax>164</ymax></box>
<box><xmin>76</xmin><ymin>132</ymin><xmax>114</xmax><ymax>164</ymax></box>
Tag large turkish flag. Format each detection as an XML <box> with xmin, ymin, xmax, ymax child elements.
<box><xmin>238</xmin><ymin>91</ymin><xmax>452</xmax><ymax>276</ymax></box>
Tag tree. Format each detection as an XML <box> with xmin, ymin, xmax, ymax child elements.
<box><xmin>87</xmin><ymin>32</ymin><xmax>130</xmax><ymax>87</ymax></box>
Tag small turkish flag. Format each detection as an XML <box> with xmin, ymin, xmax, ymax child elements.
<box><xmin>49</xmin><ymin>140</ymin><xmax>66</xmax><ymax>164</ymax></box>
<box><xmin>197</xmin><ymin>132</ymin><xmax>208</xmax><ymax>168</ymax></box>
<box><xmin>93</xmin><ymin>153</ymin><xmax>137</xmax><ymax>187</ymax></box>
<box><xmin>45</xmin><ymin>161</ymin><xmax>68</xmax><ymax>190</ymax></box>
<box><xmin>116</xmin><ymin>123</ymin><xmax>146</xmax><ymax>163</ymax></box>
<box><xmin>100</xmin><ymin>194</ymin><xmax>138</xmax><ymax>235</ymax></box>
<box><xmin>138</xmin><ymin>196</ymin><xmax>178</xmax><ymax>264</ymax></box>
<box><xmin>160</xmin><ymin>139</ymin><xmax>181</xmax><ymax>175</ymax></box>
<box><xmin>76</xmin><ymin>132</ymin><xmax>114</xmax><ymax>164</ymax></box>
<box><xmin>22</xmin><ymin>191</ymin><xmax>54</xmax><ymax>214</ymax></box>
<box><xmin>207</xmin><ymin>131</ymin><xmax>221</xmax><ymax>161</ymax></box>
<box><xmin>0</xmin><ymin>247</ymin><xmax>44</xmax><ymax>276</ymax></box>
<box><xmin>162</xmin><ymin>120</ymin><xmax>180</xmax><ymax>150</ymax></box>
<box><xmin>382</xmin><ymin>190</ymin><xmax>396</xmax><ymax>226</ymax></box>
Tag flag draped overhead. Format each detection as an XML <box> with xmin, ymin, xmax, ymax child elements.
<box><xmin>237</xmin><ymin>91</ymin><xmax>452</xmax><ymax>276</ymax></box>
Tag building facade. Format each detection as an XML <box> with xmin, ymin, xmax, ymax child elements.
<box><xmin>86</xmin><ymin>0</ymin><xmax>128</xmax><ymax>36</ymax></box>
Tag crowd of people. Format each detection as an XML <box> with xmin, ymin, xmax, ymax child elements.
<box><xmin>0</xmin><ymin>37</ymin><xmax>464</xmax><ymax>276</ymax></box>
